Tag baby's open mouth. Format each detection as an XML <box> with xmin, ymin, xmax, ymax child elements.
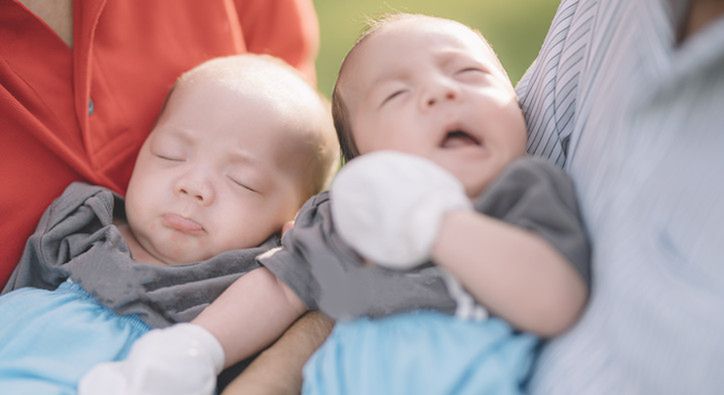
<box><xmin>440</xmin><ymin>129</ymin><xmax>481</xmax><ymax>149</ymax></box>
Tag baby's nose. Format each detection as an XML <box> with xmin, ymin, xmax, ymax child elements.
<box><xmin>175</xmin><ymin>176</ymin><xmax>214</xmax><ymax>205</ymax></box>
<box><xmin>421</xmin><ymin>80</ymin><xmax>459</xmax><ymax>108</ymax></box>
<box><xmin>425</xmin><ymin>90</ymin><xmax>457</xmax><ymax>107</ymax></box>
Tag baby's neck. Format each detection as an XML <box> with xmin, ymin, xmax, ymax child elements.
<box><xmin>113</xmin><ymin>218</ymin><xmax>167</xmax><ymax>266</ymax></box>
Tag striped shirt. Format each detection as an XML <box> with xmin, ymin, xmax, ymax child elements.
<box><xmin>516</xmin><ymin>0</ymin><xmax>724</xmax><ymax>393</ymax></box>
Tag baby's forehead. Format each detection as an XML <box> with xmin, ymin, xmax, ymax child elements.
<box><xmin>180</xmin><ymin>64</ymin><xmax>311</xmax><ymax>102</ymax></box>
<box><xmin>377</xmin><ymin>16</ymin><xmax>483</xmax><ymax>41</ymax></box>
<box><xmin>338</xmin><ymin>18</ymin><xmax>500</xmax><ymax>98</ymax></box>
<box><xmin>364</xmin><ymin>17</ymin><xmax>488</xmax><ymax>56</ymax></box>
<box><xmin>170</xmin><ymin>66</ymin><xmax>327</xmax><ymax>136</ymax></box>
<box><xmin>342</xmin><ymin>18</ymin><xmax>493</xmax><ymax>80</ymax></box>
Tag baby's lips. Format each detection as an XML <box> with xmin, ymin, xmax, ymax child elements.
<box><xmin>162</xmin><ymin>213</ymin><xmax>205</xmax><ymax>235</ymax></box>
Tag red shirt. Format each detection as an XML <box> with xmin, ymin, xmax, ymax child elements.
<box><xmin>0</xmin><ymin>0</ymin><xmax>319</xmax><ymax>287</ymax></box>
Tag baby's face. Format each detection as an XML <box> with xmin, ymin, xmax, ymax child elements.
<box><xmin>340</xmin><ymin>17</ymin><xmax>527</xmax><ymax>197</ymax></box>
<box><xmin>124</xmin><ymin>73</ymin><xmax>311</xmax><ymax>265</ymax></box>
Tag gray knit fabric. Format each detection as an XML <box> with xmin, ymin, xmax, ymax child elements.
<box><xmin>3</xmin><ymin>182</ymin><xmax>279</xmax><ymax>328</ymax></box>
<box><xmin>261</xmin><ymin>157</ymin><xmax>590</xmax><ymax>320</ymax></box>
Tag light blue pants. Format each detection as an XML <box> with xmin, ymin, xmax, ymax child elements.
<box><xmin>303</xmin><ymin>311</ymin><xmax>537</xmax><ymax>395</ymax></box>
<box><xmin>0</xmin><ymin>280</ymin><xmax>150</xmax><ymax>395</ymax></box>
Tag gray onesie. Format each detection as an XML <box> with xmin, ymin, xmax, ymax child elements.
<box><xmin>261</xmin><ymin>157</ymin><xmax>590</xmax><ymax>320</ymax></box>
<box><xmin>2</xmin><ymin>182</ymin><xmax>278</xmax><ymax>328</ymax></box>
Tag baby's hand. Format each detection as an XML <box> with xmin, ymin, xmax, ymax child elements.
<box><xmin>330</xmin><ymin>151</ymin><xmax>471</xmax><ymax>269</ymax></box>
<box><xmin>78</xmin><ymin>323</ymin><xmax>224</xmax><ymax>395</ymax></box>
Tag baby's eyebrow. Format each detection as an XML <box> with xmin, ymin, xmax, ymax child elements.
<box><xmin>435</xmin><ymin>49</ymin><xmax>481</xmax><ymax>66</ymax></box>
<box><xmin>370</xmin><ymin>68</ymin><xmax>410</xmax><ymax>87</ymax></box>
<box><xmin>157</xmin><ymin>126</ymin><xmax>196</xmax><ymax>144</ymax></box>
<box><xmin>228</xmin><ymin>149</ymin><xmax>258</xmax><ymax>165</ymax></box>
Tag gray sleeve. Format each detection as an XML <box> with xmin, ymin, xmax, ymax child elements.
<box><xmin>2</xmin><ymin>182</ymin><xmax>115</xmax><ymax>294</ymax></box>
<box><xmin>260</xmin><ymin>192</ymin><xmax>456</xmax><ymax>320</ymax></box>
<box><xmin>475</xmin><ymin>157</ymin><xmax>591</xmax><ymax>284</ymax></box>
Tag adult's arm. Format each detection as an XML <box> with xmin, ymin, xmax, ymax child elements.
<box><xmin>221</xmin><ymin>311</ymin><xmax>333</xmax><ymax>395</ymax></box>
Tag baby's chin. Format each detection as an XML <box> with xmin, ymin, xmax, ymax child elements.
<box><xmin>450</xmin><ymin>156</ymin><xmax>517</xmax><ymax>199</ymax></box>
<box><xmin>458</xmin><ymin>172</ymin><xmax>495</xmax><ymax>199</ymax></box>
<box><xmin>148</xmin><ymin>244</ymin><xmax>215</xmax><ymax>266</ymax></box>
<box><xmin>463</xmin><ymin>183</ymin><xmax>487</xmax><ymax>200</ymax></box>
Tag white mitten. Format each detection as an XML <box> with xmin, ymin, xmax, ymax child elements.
<box><xmin>78</xmin><ymin>323</ymin><xmax>224</xmax><ymax>395</ymax></box>
<box><xmin>330</xmin><ymin>151</ymin><xmax>472</xmax><ymax>269</ymax></box>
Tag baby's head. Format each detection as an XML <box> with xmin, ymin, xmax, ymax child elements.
<box><xmin>333</xmin><ymin>14</ymin><xmax>526</xmax><ymax>197</ymax></box>
<box><xmin>124</xmin><ymin>55</ymin><xmax>338</xmax><ymax>265</ymax></box>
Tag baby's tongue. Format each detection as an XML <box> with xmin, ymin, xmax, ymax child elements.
<box><xmin>442</xmin><ymin>132</ymin><xmax>477</xmax><ymax>148</ymax></box>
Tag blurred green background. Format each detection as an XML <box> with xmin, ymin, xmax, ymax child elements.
<box><xmin>313</xmin><ymin>0</ymin><xmax>559</xmax><ymax>97</ymax></box>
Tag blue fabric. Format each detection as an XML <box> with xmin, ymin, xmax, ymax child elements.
<box><xmin>303</xmin><ymin>311</ymin><xmax>537</xmax><ymax>395</ymax></box>
<box><xmin>0</xmin><ymin>280</ymin><xmax>151</xmax><ymax>395</ymax></box>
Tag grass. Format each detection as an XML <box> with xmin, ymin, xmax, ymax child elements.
<box><xmin>313</xmin><ymin>0</ymin><xmax>559</xmax><ymax>97</ymax></box>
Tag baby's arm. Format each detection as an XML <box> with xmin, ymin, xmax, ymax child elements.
<box><xmin>432</xmin><ymin>211</ymin><xmax>586</xmax><ymax>336</ymax></box>
<box><xmin>331</xmin><ymin>152</ymin><xmax>588</xmax><ymax>337</ymax></box>
<box><xmin>193</xmin><ymin>266</ymin><xmax>307</xmax><ymax>368</ymax></box>
<box><xmin>78</xmin><ymin>267</ymin><xmax>306</xmax><ymax>395</ymax></box>
<box><xmin>221</xmin><ymin>311</ymin><xmax>333</xmax><ymax>394</ymax></box>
